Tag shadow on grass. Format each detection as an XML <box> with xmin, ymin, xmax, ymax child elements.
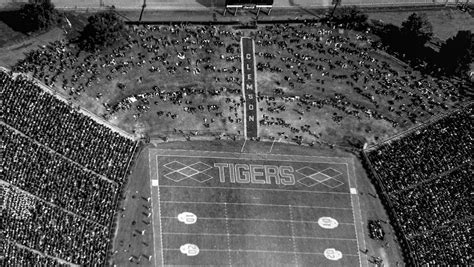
<box><xmin>0</xmin><ymin>10</ymin><xmax>35</xmax><ymax>34</ymax></box>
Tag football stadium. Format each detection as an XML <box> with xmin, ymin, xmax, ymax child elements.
<box><xmin>1</xmin><ymin>0</ymin><xmax>472</xmax><ymax>266</ymax></box>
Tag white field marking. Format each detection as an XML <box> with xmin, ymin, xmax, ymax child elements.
<box><xmin>223</xmin><ymin>203</ymin><xmax>233</xmax><ymax>266</ymax></box>
<box><xmin>152</xmin><ymin>154</ymin><xmax>165</xmax><ymax>266</ymax></box>
<box><xmin>163</xmin><ymin>247</ymin><xmax>359</xmax><ymax>257</ymax></box>
<box><xmin>288</xmin><ymin>205</ymin><xmax>299</xmax><ymax>266</ymax></box>
<box><xmin>148</xmin><ymin>151</ymin><xmax>158</xmax><ymax>267</ymax></box>
<box><xmin>157</xmin><ymin>153</ymin><xmax>351</xmax><ymax>189</ymax></box>
<box><xmin>152</xmin><ymin>148</ymin><xmax>352</xmax><ymax>161</ymax></box>
<box><xmin>240</xmin><ymin>139</ymin><xmax>247</xmax><ymax>153</ymax></box>
<box><xmin>159</xmin><ymin>185</ymin><xmax>350</xmax><ymax>195</ymax></box>
<box><xmin>157</xmin><ymin>152</ymin><xmax>350</xmax><ymax>164</ymax></box>
<box><xmin>240</xmin><ymin>37</ymin><xmax>247</xmax><ymax>140</ymax></box>
<box><xmin>162</xmin><ymin>232</ymin><xmax>358</xmax><ymax>242</ymax></box>
<box><xmin>161</xmin><ymin>216</ymin><xmax>355</xmax><ymax>225</ymax></box>
<box><xmin>160</xmin><ymin>200</ymin><xmax>352</xmax><ymax>210</ymax></box>
<box><xmin>268</xmin><ymin>138</ymin><xmax>281</xmax><ymax>154</ymax></box>
<box><xmin>346</xmin><ymin>163</ymin><xmax>363</xmax><ymax>267</ymax></box>
<box><xmin>351</xmin><ymin>158</ymin><xmax>369</xmax><ymax>267</ymax></box>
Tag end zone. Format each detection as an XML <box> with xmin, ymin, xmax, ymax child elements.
<box><xmin>149</xmin><ymin>148</ymin><xmax>368</xmax><ymax>266</ymax></box>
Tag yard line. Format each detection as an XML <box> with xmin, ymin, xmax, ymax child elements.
<box><xmin>153</xmin><ymin>148</ymin><xmax>350</xmax><ymax>161</ymax></box>
<box><xmin>158</xmin><ymin>153</ymin><xmax>348</xmax><ymax>165</ymax></box>
<box><xmin>163</xmin><ymin>247</ymin><xmax>359</xmax><ymax>257</ymax></box>
<box><xmin>160</xmin><ymin>200</ymin><xmax>352</xmax><ymax>210</ymax></box>
<box><xmin>288</xmin><ymin>205</ymin><xmax>299</xmax><ymax>266</ymax></box>
<box><xmin>162</xmin><ymin>232</ymin><xmax>358</xmax><ymax>242</ymax></box>
<box><xmin>161</xmin><ymin>216</ymin><xmax>355</xmax><ymax>225</ymax></box>
<box><xmin>159</xmin><ymin>184</ymin><xmax>350</xmax><ymax>195</ymax></box>
<box><xmin>223</xmin><ymin>202</ymin><xmax>233</xmax><ymax>267</ymax></box>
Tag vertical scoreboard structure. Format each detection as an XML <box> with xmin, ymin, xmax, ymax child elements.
<box><xmin>224</xmin><ymin>0</ymin><xmax>274</xmax><ymax>16</ymax></box>
<box><xmin>240</xmin><ymin>37</ymin><xmax>258</xmax><ymax>139</ymax></box>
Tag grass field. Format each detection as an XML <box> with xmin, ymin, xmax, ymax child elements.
<box><xmin>148</xmin><ymin>148</ymin><xmax>368</xmax><ymax>266</ymax></box>
<box><xmin>111</xmin><ymin>140</ymin><xmax>404</xmax><ymax>266</ymax></box>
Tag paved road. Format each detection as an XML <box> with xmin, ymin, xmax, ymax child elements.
<box><xmin>241</xmin><ymin>37</ymin><xmax>258</xmax><ymax>139</ymax></box>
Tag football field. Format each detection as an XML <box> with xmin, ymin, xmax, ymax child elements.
<box><xmin>148</xmin><ymin>148</ymin><xmax>368</xmax><ymax>266</ymax></box>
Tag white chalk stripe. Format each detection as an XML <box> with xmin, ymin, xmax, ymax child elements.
<box><xmin>163</xmin><ymin>232</ymin><xmax>358</xmax><ymax>242</ymax></box>
<box><xmin>160</xmin><ymin>200</ymin><xmax>352</xmax><ymax>210</ymax></box>
<box><xmin>159</xmin><ymin>184</ymin><xmax>350</xmax><ymax>195</ymax></box>
<box><xmin>163</xmin><ymin>247</ymin><xmax>359</xmax><ymax>257</ymax></box>
<box><xmin>162</xmin><ymin>216</ymin><xmax>354</xmax><ymax>225</ymax></box>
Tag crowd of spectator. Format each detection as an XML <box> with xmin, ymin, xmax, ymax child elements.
<box><xmin>2</xmin><ymin>125</ymin><xmax>119</xmax><ymax>226</ymax></box>
<box><xmin>410</xmin><ymin>220</ymin><xmax>472</xmax><ymax>265</ymax></box>
<box><xmin>251</xmin><ymin>23</ymin><xmax>464</xmax><ymax>128</ymax></box>
<box><xmin>11</xmin><ymin>23</ymin><xmax>467</xmax><ymax>144</ymax></box>
<box><xmin>0</xmin><ymin>240</ymin><xmax>67</xmax><ymax>266</ymax></box>
<box><xmin>1</xmin><ymin>71</ymin><xmax>136</xmax><ymax>183</ymax></box>
<box><xmin>366</xmin><ymin>104</ymin><xmax>473</xmax><ymax>265</ymax></box>
<box><xmin>2</xmin><ymin>186</ymin><xmax>110</xmax><ymax>265</ymax></box>
<box><xmin>368</xmin><ymin>106</ymin><xmax>472</xmax><ymax>191</ymax></box>
<box><xmin>1</xmin><ymin>69</ymin><xmax>137</xmax><ymax>265</ymax></box>
<box><xmin>390</xmin><ymin>164</ymin><xmax>471</xmax><ymax>238</ymax></box>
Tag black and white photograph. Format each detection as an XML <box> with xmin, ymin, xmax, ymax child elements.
<box><xmin>0</xmin><ymin>0</ymin><xmax>472</xmax><ymax>266</ymax></box>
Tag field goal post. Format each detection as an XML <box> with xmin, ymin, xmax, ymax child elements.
<box><xmin>224</xmin><ymin>0</ymin><xmax>274</xmax><ymax>16</ymax></box>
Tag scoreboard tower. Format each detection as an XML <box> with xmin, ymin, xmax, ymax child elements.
<box><xmin>224</xmin><ymin>0</ymin><xmax>274</xmax><ymax>16</ymax></box>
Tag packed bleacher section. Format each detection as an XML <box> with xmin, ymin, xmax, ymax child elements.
<box><xmin>2</xmin><ymin>125</ymin><xmax>119</xmax><ymax>225</ymax></box>
<box><xmin>0</xmin><ymin>239</ymin><xmax>67</xmax><ymax>267</ymax></box>
<box><xmin>1</xmin><ymin>71</ymin><xmax>135</xmax><ymax>182</ymax></box>
<box><xmin>1</xmin><ymin>185</ymin><xmax>110</xmax><ymax>265</ymax></box>
<box><xmin>1</xmin><ymin>70</ymin><xmax>137</xmax><ymax>265</ymax></box>
<box><xmin>365</xmin><ymin>104</ymin><xmax>473</xmax><ymax>265</ymax></box>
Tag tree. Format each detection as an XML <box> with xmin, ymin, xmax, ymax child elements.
<box><xmin>438</xmin><ymin>30</ymin><xmax>473</xmax><ymax>76</ymax></box>
<box><xmin>332</xmin><ymin>6</ymin><xmax>368</xmax><ymax>30</ymax></box>
<box><xmin>401</xmin><ymin>13</ymin><xmax>433</xmax><ymax>48</ymax></box>
<box><xmin>372</xmin><ymin>22</ymin><xmax>404</xmax><ymax>52</ymax></box>
<box><xmin>18</xmin><ymin>0</ymin><xmax>59</xmax><ymax>32</ymax></box>
<box><xmin>77</xmin><ymin>11</ymin><xmax>127</xmax><ymax>51</ymax></box>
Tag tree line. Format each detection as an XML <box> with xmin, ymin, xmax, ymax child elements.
<box><xmin>4</xmin><ymin>1</ymin><xmax>473</xmax><ymax>80</ymax></box>
<box><xmin>327</xmin><ymin>6</ymin><xmax>473</xmax><ymax>79</ymax></box>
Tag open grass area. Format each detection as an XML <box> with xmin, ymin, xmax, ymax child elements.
<box><xmin>0</xmin><ymin>21</ymin><xmax>26</xmax><ymax>47</ymax></box>
<box><xmin>8</xmin><ymin>21</ymin><xmax>468</xmax><ymax>148</ymax></box>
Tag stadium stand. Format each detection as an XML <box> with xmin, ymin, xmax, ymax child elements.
<box><xmin>2</xmin><ymin>126</ymin><xmax>119</xmax><ymax>225</ymax></box>
<box><xmin>0</xmin><ymin>239</ymin><xmax>67</xmax><ymax>267</ymax></box>
<box><xmin>0</xmin><ymin>69</ymin><xmax>137</xmax><ymax>265</ymax></box>
<box><xmin>1</xmin><ymin>71</ymin><xmax>136</xmax><ymax>183</ymax></box>
<box><xmin>364</xmin><ymin>103</ymin><xmax>473</xmax><ymax>265</ymax></box>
